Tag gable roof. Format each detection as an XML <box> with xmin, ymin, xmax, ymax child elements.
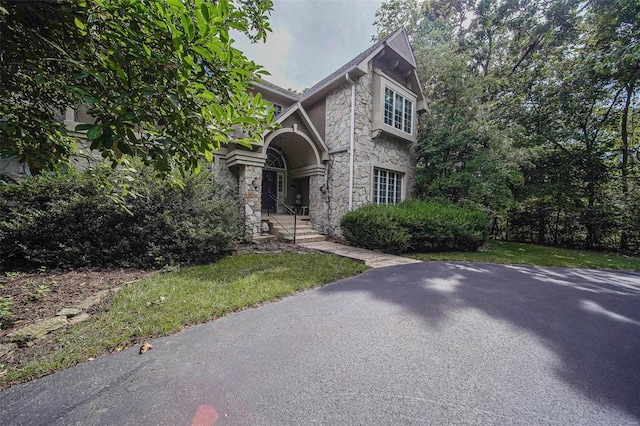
<box><xmin>299</xmin><ymin>27</ymin><xmax>424</xmax><ymax>106</ymax></box>
<box><xmin>253</xmin><ymin>79</ymin><xmax>300</xmax><ymax>101</ymax></box>
<box><xmin>252</xmin><ymin>27</ymin><xmax>424</xmax><ymax>109</ymax></box>
<box><xmin>299</xmin><ymin>35</ymin><xmax>390</xmax><ymax>101</ymax></box>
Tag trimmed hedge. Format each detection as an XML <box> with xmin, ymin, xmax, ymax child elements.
<box><xmin>0</xmin><ymin>166</ymin><xmax>242</xmax><ymax>271</ymax></box>
<box><xmin>340</xmin><ymin>204</ymin><xmax>410</xmax><ymax>254</ymax></box>
<box><xmin>340</xmin><ymin>199</ymin><xmax>489</xmax><ymax>254</ymax></box>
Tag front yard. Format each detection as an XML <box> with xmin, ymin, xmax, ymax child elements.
<box><xmin>0</xmin><ymin>244</ymin><xmax>367</xmax><ymax>387</ymax></box>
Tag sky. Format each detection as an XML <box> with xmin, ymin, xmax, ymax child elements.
<box><xmin>232</xmin><ymin>0</ymin><xmax>384</xmax><ymax>92</ymax></box>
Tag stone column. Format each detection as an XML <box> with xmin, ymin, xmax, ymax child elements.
<box><xmin>238</xmin><ymin>165</ymin><xmax>262</xmax><ymax>239</ymax></box>
<box><xmin>309</xmin><ymin>174</ymin><xmax>328</xmax><ymax>234</ymax></box>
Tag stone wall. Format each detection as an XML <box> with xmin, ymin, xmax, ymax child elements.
<box><xmin>237</xmin><ymin>165</ymin><xmax>262</xmax><ymax>239</ymax></box>
<box><xmin>323</xmin><ymin>64</ymin><xmax>417</xmax><ymax>236</ymax></box>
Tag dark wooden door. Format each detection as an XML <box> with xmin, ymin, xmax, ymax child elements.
<box><xmin>261</xmin><ymin>170</ymin><xmax>277</xmax><ymax>211</ymax></box>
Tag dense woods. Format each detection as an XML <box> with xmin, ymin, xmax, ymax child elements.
<box><xmin>375</xmin><ymin>0</ymin><xmax>640</xmax><ymax>253</ymax></box>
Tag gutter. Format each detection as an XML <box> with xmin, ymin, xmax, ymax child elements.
<box><xmin>345</xmin><ymin>72</ymin><xmax>356</xmax><ymax>211</ymax></box>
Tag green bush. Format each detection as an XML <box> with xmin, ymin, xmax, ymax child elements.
<box><xmin>0</xmin><ymin>166</ymin><xmax>242</xmax><ymax>270</ymax></box>
<box><xmin>340</xmin><ymin>200</ymin><xmax>489</xmax><ymax>254</ymax></box>
<box><xmin>340</xmin><ymin>204</ymin><xmax>410</xmax><ymax>254</ymax></box>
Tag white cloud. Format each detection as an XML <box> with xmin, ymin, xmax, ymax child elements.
<box><xmin>232</xmin><ymin>0</ymin><xmax>383</xmax><ymax>92</ymax></box>
<box><xmin>232</xmin><ymin>27</ymin><xmax>301</xmax><ymax>91</ymax></box>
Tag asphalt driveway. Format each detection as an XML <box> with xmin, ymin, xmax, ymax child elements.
<box><xmin>1</xmin><ymin>262</ymin><xmax>639</xmax><ymax>425</ymax></box>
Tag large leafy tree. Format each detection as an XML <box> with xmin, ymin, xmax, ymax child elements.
<box><xmin>375</xmin><ymin>0</ymin><xmax>640</xmax><ymax>250</ymax></box>
<box><xmin>0</xmin><ymin>0</ymin><xmax>276</xmax><ymax>177</ymax></box>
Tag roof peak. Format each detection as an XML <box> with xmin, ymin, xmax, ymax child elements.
<box><xmin>300</xmin><ymin>27</ymin><xmax>407</xmax><ymax>101</ymax></box>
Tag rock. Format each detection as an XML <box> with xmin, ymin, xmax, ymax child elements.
<box><xmin>3</xmin><ymin>316</ymin><xmax>68</xmax><ymax>345</ymax></box>
<box><xmin>56</xmin><ymin>308</ymin><xmax>82</xmax><ymax>318</ymax></box>
<box><xmin>68</xmin><ymin>313</ymin><xmax>91</xmax><ymax>325</ymax></box>
<box><xmin>73</xmin><ymin>289</ymin><xmax>114</xmax><ymax>310</ymax></box>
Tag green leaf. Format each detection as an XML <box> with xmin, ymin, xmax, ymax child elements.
<box><xmin>75</xmin><ymin>123</ymin><xmax>93</xmax><ymax>131</ymax></box>
<box><xmin>87</xmin><ymin>125</ymin><xmax>104</xmax><ymax>140</ymax></box>
<box><xmin>191</xmin><ymin>46</ymin><xmax>214</xmax><ymax>62</ymax></box>
<box><xmin>165</xmin><ymin>0</ymin><xmax>185</xmax><ymax>9</ymax></box>
<box><xmin>74</xmin><ymin>18</ymin><xmax>85</xmax><ymax>31</ymax></box>
<box><xmin>200</xmin><ymin>2</ymin><xmax>210</xmax><ymax>21</ymax></box>
<box><xmin>181</xmin><ymin>14</ymin><xmax>195</xmax><ymax>42</ymax></box>
<box><xmin>198</xmin><ymin>91</ymin><xmax>217</xmax><ymax>101</ymax></box>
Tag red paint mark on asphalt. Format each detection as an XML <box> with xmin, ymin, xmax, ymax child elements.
<box><xmin>191</xmin><ymin>405</ymin><xmax>218</xmax><ymax>426</ymax></box>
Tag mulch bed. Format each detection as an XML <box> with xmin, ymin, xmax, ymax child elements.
<box><xmin>0</xmin><ymin>241</ymin><xmax>318</xmax><ymax>337</ymax></box>
<box><xmin>0</xmin><ymin>269</ymin><xmax>156</xmax><ymax>338</ymax></box>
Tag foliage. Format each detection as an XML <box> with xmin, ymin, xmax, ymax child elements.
<box><xmin>1</xmin><ymin>253</ymin><xmax>368</xmax><ymax>386</ymax></box>
<box><xmin>0</xmin><ymin>296</ymin><xmax>14</xmax><ymax>329</ymax></box>
<box><xmin>0</xmin><ymin>165</ymin><xmax>243</xmax><ymax>270</ymax></box>
<box><xmin>374</xmin><ymin>0</ymin><xmax>640</xmax><ymax>254</ymax></box>
<box><xmin>395</xmin><ymin>199</ymin><xmax>489</xmax><ymax>252</ymax></box>
<box><xmin>340</xmin><ymin>200</ymin><xmax>489</xmax><ymax>254</ymax></box>
<box><xmin>0</xmin><ymin>0</ymin><xmax>276</xmax><ymax>177</ymax></box>
<box><xmin>340</xmin><ymin>204</ymin><xmax>411</xmax><ymax>253</ymax></box>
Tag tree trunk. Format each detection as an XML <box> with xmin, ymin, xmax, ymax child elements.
<box><xmin>620</xmin><ymin>83</ymin><xmax>633</xmax><ymax>251</ymax></box>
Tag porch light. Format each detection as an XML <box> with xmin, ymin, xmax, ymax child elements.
<box><xmin>252</xmin><ymin>177</ymin><xmax>259</xmax><ymax>189</ymax></box>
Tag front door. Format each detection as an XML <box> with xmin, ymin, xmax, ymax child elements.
<box><xmin>261</xmin><ymin>169</ymin><xmax>277</xmax><ymax>211</ymax></box>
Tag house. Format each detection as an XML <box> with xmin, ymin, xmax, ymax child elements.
<box><xmin>0</xmin><ymin>27</ymin><xmax>425</xmax><ymax>242</ymax></box>
<box><xmin>219</xmin><ymin>27</ymin><xmax>426</xmax><ymax>241</ymax></box>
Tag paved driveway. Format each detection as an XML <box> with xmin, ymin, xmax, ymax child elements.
<box><xmin>1</xmin><ymin>262</ymin><xmax>639</xmax><ymax>425</ymax></box>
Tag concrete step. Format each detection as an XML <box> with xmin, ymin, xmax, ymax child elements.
<box><xmin>276</xmin><ymin>229</ymin><xmax>320</xmax><ymax>239</ymax></box>
<box><xmin>266</xmin><ymin>215</ymin><xmax>325</xmax><ymax>244</ymax></box>
<box><xmin>282</xmin><ymin>234</ymin><xmax>326</xmax><ymax>243</ymax></box>
<box><xmin>269</xmin><ymin>220</ymin><xmax>311</xmax><ymax>228</ymax></box>
<box><xmin>270</xmin><ymin>224</ymin><xmax>315</xmax><ymax>233</ymax></box>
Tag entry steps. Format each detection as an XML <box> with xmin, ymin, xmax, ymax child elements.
<box><xmin>264</xmin><ymin>214</ymin><xmax>326</xmax><ymax>243</ymax></box>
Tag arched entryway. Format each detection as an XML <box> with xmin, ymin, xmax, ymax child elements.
<box><xmin>261</xmin><ymin>147</ymin><xmax>288</xmax><ymax>213</ymax></box>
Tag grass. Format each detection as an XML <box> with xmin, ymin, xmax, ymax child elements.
<box><xmin>1</xmin><ymin>252</ymin><xmax>367</xmax><ymax>386</ymax></box>
<box><xmin>408</xmin><ymin>240</ymin><xmax>640</xmax><ymax>272</ymax></box>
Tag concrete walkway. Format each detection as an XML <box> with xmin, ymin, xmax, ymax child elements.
<box><xmin>299</xmin><ymin>241</ymin><xmax>422</xmax><ymax>268</ymax></box>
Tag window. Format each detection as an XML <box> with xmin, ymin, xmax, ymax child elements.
<box><xmin>384</xmin><ymin>87</ymin><xmax>413</xmax><ymax>134</ymax></box>
<box><xmin>373</xmin><ymin>168</ymin><xmax>403</xmax><ymax>205</ymax></box>
<box><xmin>266</xmin><ymin>147</ymin><xmax>286</xmax><ymax>169</ymax></box>
<box><xmin>273</xmin><ymin>103</ymin><xmax>283</xmax><ymax>116</ymax></box>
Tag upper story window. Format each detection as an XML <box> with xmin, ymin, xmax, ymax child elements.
<box><xmin>273</xmin><ymin>103</ymin><xmax>283</xmax><ymax>116</ymax></box>
<box><xmin>372</xmin><ymin>69</ymin><xmax>418</xmax><ymax>142</ymax></box>
<box><xmin>384</xmin><ymin>87</ymin><xmax>412</xmax><ymax>134</ymax></box>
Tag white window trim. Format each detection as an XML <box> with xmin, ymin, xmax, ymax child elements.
<box><xmin>372</xmin><ymin>68</ymin><xmax>418</xmax><ymax>143</ymax></box>
<box><xmin>384</xmin><ymin>86</ymin><xmax>413</xmax><ymax>135</ymax></box>
<box><xmin>370</xmin><ymin>163</ymin><xmax>408</xmax><ymax>205</ymax></box>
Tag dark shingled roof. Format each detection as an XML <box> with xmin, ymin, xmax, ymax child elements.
<box><xmin>256</xmin><ymin>79</ymin><xmax>300</xmax><ymax>100</ymax></box>
<box><xmin>256</xmin><ymin>28</ymin><xmax>401</xmax><ymax>104</ymax></box>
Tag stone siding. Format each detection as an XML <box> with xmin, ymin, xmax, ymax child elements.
<box><xmin>323</xmin><ymin>64</ymin><xmax>416</xmax><ymax>236</ymax></box>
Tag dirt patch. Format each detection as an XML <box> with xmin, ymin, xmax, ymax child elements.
<box><xmin>0</xmin><ymin>241</ymin><xmax>319</xmax><ymax>337</ymax></box>
<box><xmin>0</xmin><ymin>269</ymin><xmax>156</xmax><ymax>338</ymax></box>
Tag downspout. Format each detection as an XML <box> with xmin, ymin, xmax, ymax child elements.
<box><xmin>345</xmin><ymin>72</ymin><xmax>356</xmax><ymax>210</ymax></box>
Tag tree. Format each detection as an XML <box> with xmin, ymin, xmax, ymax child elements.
<box><xmin>0</xmin><ymin>0</ymin><xmax>276</xmax><ymax>177</ymax></box>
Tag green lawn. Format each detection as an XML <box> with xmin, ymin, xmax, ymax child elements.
<box><xmin>2</xmin><ymin>252</ymin><xmax>367</xmax><ymax>386</ymax></box>
<box><xmin>408</xmin><ymin>240</ymin><xmax>640</xmax><ymax>272</ymax></box>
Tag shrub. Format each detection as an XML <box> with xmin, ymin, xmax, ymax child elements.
<box><xmin>0</xmin><ymin>166</ymin><xmax>242</xmax><ymax>271</ymax></box>
<box><xmin>0</xmin><ymin>296</ymin><xmax>14</xmax><ymax>329</ymax></box>
<box><xmin>340</xmin><ymin>204</ymin><xmax>410</xmax><ymax>254</ymax></box>
<box><xmin>340</xmin><ymin>200</ymin><xmax>489</xmax><ymax>254</ymax></box>
<box><xmin>395</xmin><ymin>199</ymin><xmax>489</xmax><ymax>252</ymax></box>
